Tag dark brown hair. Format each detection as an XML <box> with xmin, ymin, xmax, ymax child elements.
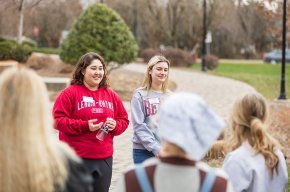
<box><xmin>71</xmin><ymin>52</ymin><xmax>108</xmax><ymax>88</ymax></box>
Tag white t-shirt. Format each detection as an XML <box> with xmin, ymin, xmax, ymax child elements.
<box><xmin>223</xmin><ymin>142</ymin><xmax>288</xmax><ymax>192</ymax></box>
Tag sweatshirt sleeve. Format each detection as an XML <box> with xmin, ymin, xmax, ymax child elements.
<box><xmin>131</xmin><ymin>92</ymin><xmax>161</xmax><ymax>155</ymax></box>
<box><xmin>111</xmin><ymin>92</ymin><xmax>129</xmax><ymax>136</ymax></box>
<box><xmin>222</xmin><ymin>154</ymin><xmax>252</xmax><ymax>192</ymax></box>
<box><xmin>53</xmin><ymin>90</ymin><xmax>89</xmax><ymax>135</ymax></box>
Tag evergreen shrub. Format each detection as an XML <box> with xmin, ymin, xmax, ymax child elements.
<box><xmin>60</xmin><ymin>3</ymin><xmax>139</xmax><ymax>65</ymax></box>
<box><xmin>204</xmin><ymin>54</ymin><xmax>219</xmax><ymax>70</ymax></box>
<box><xmin>0</xmin><ymin>38</ymin><xmax>32</xmax><ymax>63</ymax></box>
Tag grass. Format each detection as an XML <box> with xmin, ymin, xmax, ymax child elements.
<box><xmin>192</xmin><ymin>63</ymin><xmax>290</xmax><ymax>100</ymax></box>
<box><xmin>32</xmin><ymin>47</ymin><xmax>60</xmax><ymax>54</ymax></box>
<box><xmin>288</xmin><ymin>166</ymin><xmax>290</xmax><ymax>192</ymax></box>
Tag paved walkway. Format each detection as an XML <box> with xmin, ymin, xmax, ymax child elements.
<box><xmin>110</xmin><ymin>63</ymin><xmax>256</xmax><ymax>191</ymax></box>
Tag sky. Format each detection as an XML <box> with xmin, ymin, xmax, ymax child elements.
<box><xmin>80</xmin><ymin>0</ymin><xmax>96</xmax><ymax>10</ymax></box>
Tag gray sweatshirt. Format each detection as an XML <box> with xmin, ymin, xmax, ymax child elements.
<box><xmin>223</xmin><ymin>142</ymin><xmax>288</xmax><ymax>192</ymax></box>
<box><xmin>131</xmin><ymin>89</ymin><xmax>169</xmax><ymax>155</ymax></box>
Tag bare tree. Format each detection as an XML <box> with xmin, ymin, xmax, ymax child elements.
<box><xmin>106</xmin><ymin>0</ymin><xmax>167</xmax><ymax>49</ymax></box>
<box><xmin>0</xmin><ymin>1</ymin><xmax>18</xmax><ymax>38</ymax></box>
<box><xmin>0</xmin><ymin>0</ymin><xmax>82</xmax><ymax>47</ymax></box>
<box><xmin>166</xmin><ymin>0</ymin><xmax>185</xmax><ymax>47</ymax></box>
<box><xmin>99</xmin><ymin>0</ymin><xmax>284</xmax><ymax>58</ymax></box>
<box><xmin>26</xmin><ymin>0</ymin><xmax>82</xmax><ymax>47</ymax></box>
<box><xmin>3</xmin><ymin>0</ymin><xmax>43</xmax><ymax>43</ymax></box>
<box><xmin>178</xmin><ymin>0</ymin><xmax>201</xmax><ymax>50</ymax></box>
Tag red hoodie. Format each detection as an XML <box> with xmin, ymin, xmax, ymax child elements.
<box><xmin>53</xmin><ymin>84</ymin><xmax>129</xmax><ymax>159</ymax></box>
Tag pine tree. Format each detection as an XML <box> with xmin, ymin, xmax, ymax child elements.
<box><xmin>60</xmin><ymin>3</ymin><xmax>139</xmax><ymax>65</ymax></box>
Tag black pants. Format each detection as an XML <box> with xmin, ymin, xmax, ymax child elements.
<box><xmin>82</xmin><ymin>157</ymin><xmax>113</xmax><ymax>192</ymax></box>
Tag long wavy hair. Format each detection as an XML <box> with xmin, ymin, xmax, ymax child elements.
<box><xmin>0</xmin><ymin>67</ymin><xmax>79</xmax><ymax>192</ymax></box>
<box><xmin>228</xmin><ymin>93</ymin><xmax>280</xmax><ymax>177</ymax></box>
<box><xmin>141</xmin><ymin>55</ymin><xmax>170</xmax><ymax>93</ymax></box>
<box><xmin>71</xmin><ymin>52</ymin><xmax>109</xmax><ymax>88</ymax></box>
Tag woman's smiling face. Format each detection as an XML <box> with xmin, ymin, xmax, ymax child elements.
<box><xmin>83</xmin><ymin>59</ymin><xmax>104</xmax><ymax>90</ymax></box>
<box><xmin>149</xmin><ymin>61</ymin><xmax>169</xmax><ymax>85</ymax></box>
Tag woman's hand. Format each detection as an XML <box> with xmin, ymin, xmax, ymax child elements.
<box><xmin>88</xmin><ymin>119</ymin><xmax>103</xmax><ymax>132</ymax></box>
<box><xmin>105</xmin><ymin>118</ymin><xmax>117</xmax><ymax>131</ymax></box>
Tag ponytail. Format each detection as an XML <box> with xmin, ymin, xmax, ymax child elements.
<box><xmin>228</xmin><ymin>93</ymin><xmax>281</xmax><ymax>178</ymax></box>
<box><xmin>249</xmin><ymin>117</ymin><xmax>279</xmax><ymax>177</ymax></box>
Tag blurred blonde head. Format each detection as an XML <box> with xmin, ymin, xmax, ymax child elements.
<box><xmin>141</xmin><ymin>55</ymin><xmax>170</xmax><ymax>93</ymax></box>
<box><xmin>0</xmin><ymin>67</ymin><xmax>78</xmax><ymax>192</ymax></box>
<box><xmin>229</xmin><ymin>93</ymin><xmax>280</xmax><ymax>176</ymax></box>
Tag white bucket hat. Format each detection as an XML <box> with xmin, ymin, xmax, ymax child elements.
<box><xmin>158</xmin><ymin>92</ymin><xmax>225</xmax><ymax>160</ymax></box>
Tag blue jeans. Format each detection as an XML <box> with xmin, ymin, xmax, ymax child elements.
<box><xmin>133</xmin><ymin>149</ymin><xmax>154</xmax><ymax>164</ymax></box>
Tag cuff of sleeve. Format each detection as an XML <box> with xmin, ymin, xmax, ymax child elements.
<box><xmin>152</xmin><ymin>145</ymin><xmax>161</xmax><ymax>156</ymax></box>
<box><xmin>110</xmin><ymin>121</ymin><xmax>119</xmax><ymax>135</ymax></box>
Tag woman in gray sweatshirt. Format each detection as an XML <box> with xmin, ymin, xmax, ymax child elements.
<box><xmin>131</xmin><ymin>55</ymin><xmax>171</xmax><ymax>164</ymax></box>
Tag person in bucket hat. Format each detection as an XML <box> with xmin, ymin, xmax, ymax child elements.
<box><xmin>116</xmin><ymin>92</ymin><xmax>233</xmax><ymax>192</ymax></box>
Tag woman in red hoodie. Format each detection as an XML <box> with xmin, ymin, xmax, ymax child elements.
<box><xmin>53</xmin><ymin>52</ymin><xmax>129</xmax><ymax>192</ymax></box>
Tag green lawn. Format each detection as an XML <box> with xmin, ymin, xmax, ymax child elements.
<box><xmin>32</xmin><ymin>47</ymin><xmax>60</xmax><ymax>54</ymax></box>
<box><xmin>192</xmin><ymin>63</ymin><xmax>290</xmax><ymax>100</ymax></box>
<box><xmin>288</xmin><ymin>166</ymin><xmax>290</xmax><ymax>192</ymax></box>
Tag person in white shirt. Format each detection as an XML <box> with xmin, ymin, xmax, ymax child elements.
<box><xmin>223</xmin><ymin>93</ymin><xmax>288</xmax><ymax>192</ymax></box>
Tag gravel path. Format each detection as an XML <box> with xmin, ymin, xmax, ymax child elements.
<box><xmin>110</xmin><ymin>63</ymin><xmax>257</xmax><ymax>191</ymax></box>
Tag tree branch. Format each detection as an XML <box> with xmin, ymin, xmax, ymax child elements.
<box><xmin>26</xmin><ymin>0</ymin><xmax>43</xmax><ymax>9</ymax></box>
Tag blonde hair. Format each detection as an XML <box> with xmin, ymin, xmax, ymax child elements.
<box><xmin>160</xmin><ymin>141</ymin><xmax>188</xmax><ymax>159</ymax></box>
<box><xmin>229</xmin><ymin>93</ymin><xmax>280</xmax><ymax>177</ymax></box>
<box><xmin>141</xmin><ymin>55</ymin><xmax>170</xmax><ymax>93</ymax></box>
<box><xmin>0</xmin><ymin>67</ymin><xmax>78</xmax><ymax>192</ymax></box>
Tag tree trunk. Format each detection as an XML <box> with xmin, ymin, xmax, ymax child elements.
<box><xmin>132</xmin><ymin>0</ymin><xmax>137</xmax><ymax>39</ymax></box>
<box><xmin>17</xmin><ymin>0</ymin><xmax>25</xmax><ymax>44</ymax></box>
